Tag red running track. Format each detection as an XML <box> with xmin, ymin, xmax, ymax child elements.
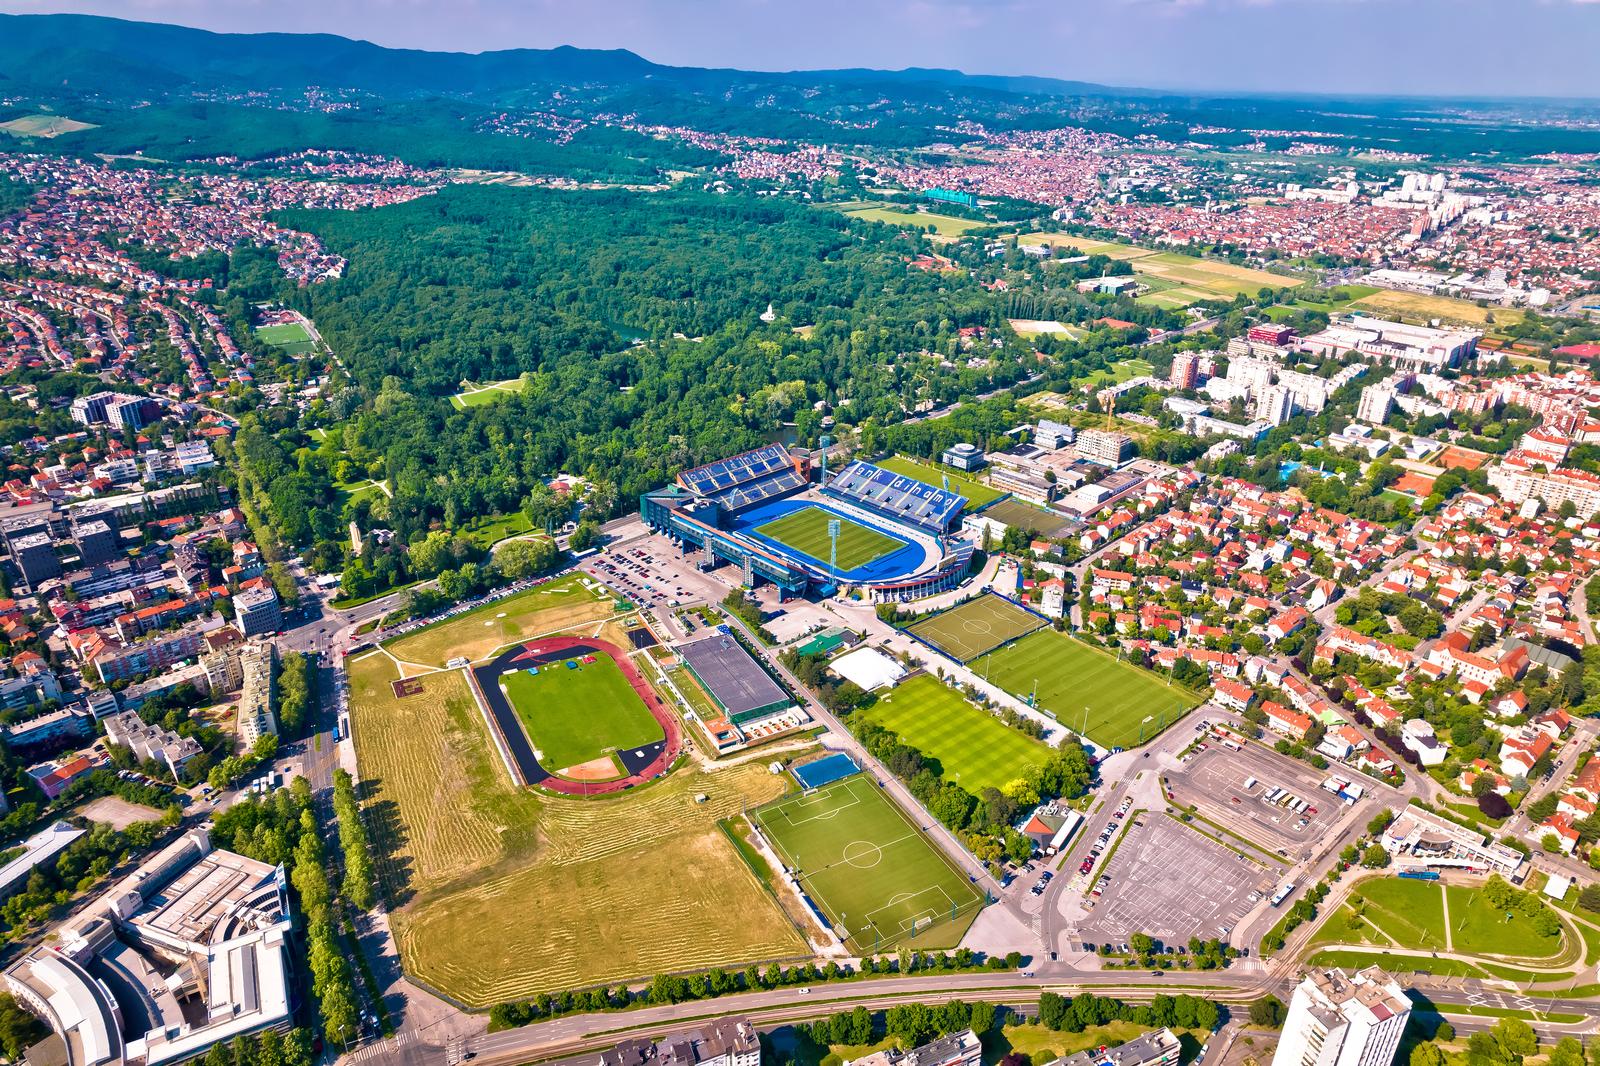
<box><xmin>508</xmin><ymin>635</ymin><xmax>682</xmax><ymax>795</ymax></box>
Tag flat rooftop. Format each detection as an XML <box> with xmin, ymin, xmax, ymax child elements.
<box><xmin>677</xmin><ymin>632</ymin><xmax>791</xmax><ymax>719</ymax></box>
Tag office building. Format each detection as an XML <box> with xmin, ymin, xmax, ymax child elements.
<box><xmin>1035</xmin><ymin>419</ymin><xmax>1076</xmax><ymax>450</ymax></box>
<box><xmin>599</xmin><ymin>1017</ymin><xmax>761</xmax><ymax>1066</ymax></box>
<box><xmin>233</xmin><ymin>586</ymin><xmax>282</xmax><ymax>638</ymax></box>
<box><xmin>1272</xmin><ymin>967</ymin><xmax>1410</xmax><ymax>1066</ymax></box>
<box><xmin>4</xmin><ymin>829</ymin><xmax>294</xmax><ymax>1066</ymax></box>
<box><xmin>1076</xmin><ymin>429</ymin><xmax>1134</xmax><ymax>467</ymax></box>
<box><xmin>72</xmin><ymin>521</ymin><xmax>119</xmax><ymax>568</ymax></box>
<box><xmin>941</xmin><ymin>443</ymin><xmax>986</xmax><ymax>472</ymax></box>
<box><xmin>13</xmin><ymin>532</ymin><xmax>62</xmax><ymax>590</ymax></box>
<box><xmin>1299</xmin><ymin>315</ymin><xmax>1480</xmax><ymax>372</ymax></box>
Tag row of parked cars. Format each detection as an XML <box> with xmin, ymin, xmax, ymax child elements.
<box><xmin>1079</xmin><ymin>797</ymin><xmax>1134</xmax><ymax>899</ymax></box>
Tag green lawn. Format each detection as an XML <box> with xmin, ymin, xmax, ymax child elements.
<box><xmin>755</xmin><ymin>506</ymin><xmax>905</xmax><ymax>572</ymax></box>
<box><xmin>451</xmin><ymin>376</ymin><xmax>529</xmax><ymax>409</ymax></box>
<box><xmin>500</xmin><ymin>651</ymin><xmax>663</xmax><ymax>775</ymax></box>
<box><xmin>875</xmin><ymin>455</ymin><xmax>1005</xmax><ymax>508</ymax></box>
<box><xmin>1447</xmin><ymin>884</ymin><xmax>1562</xmax><ymax>959</ymax></box>
<box><xmin>1348</xmin><ymin>878</ymin><xmax>1449</xmax><ymax>951</ymax></box>
<box><xmin>864</xmin><ymin>674</ymin><xmax>1052</xmax><ymax>794</ymax></box>
<box><xmin>972</xmin><ymin>630</ymin><xmax>1200</xmax><ymax>749</ymax></box>
<box><xmin>751</xmin><ymin>775</ymin><xmax>983</xmax><ymax>953</ymax></box>
<box><xmin>839</xmin><ymin>204</ymin><xmax>985</xmax><ymax>236</ymax></box>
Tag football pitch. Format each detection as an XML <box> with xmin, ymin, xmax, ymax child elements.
<box><xmin>905</xmin><ymin>593</ymin><xmax>1047</xmax><ymax>663</ymax></box>
<box><xmin>500</xmin><ymin>651</ymin><xmax>663</xmax><ymax>776</ymax></box>
<box><xmin>255</xmin><ymin>322</ymin><xmax>316</xmax><ymax>355</ymax></box>
<box><xmin>752</xmin><ymin>776</ymin><xmax>984</xmax><ymax>952</ymax></box>
<box><xmin>865</xmin><ymin>674</ymin><xmax>1051</xmax><ymax>794</ymax></box>
<box><xmin>755</xmin><ymin>506</ymin><xmax>904</xmax><ymax>571</ymax></box>
<box><xmin>973</xmin><ymin>629</ymin><xmax>1201</xmax><ymax>749</ymax></box>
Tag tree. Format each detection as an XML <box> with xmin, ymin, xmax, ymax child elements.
<box><xmin>0</xmin><ymin>994</ymin><xmax>45</xmax><ymax>1060</ymax></box>
<box><xmin>496</xmin><ymin>537</ymin><xmax>558</xmax><ymax>579</ymax></box>
<box><xmin>1492</xmin><ymin>1017</ymin><xmax>1538</xmax><ymax>1064</ymax></box>
<box><xmin>1247</xmin><ymin>995</ymin><xmax>1286</xmax><ymax>1029</ymax></box>
<box><xmin>1411</xmin><ymin>1044</ymin><xmax>1447</xmax><ymax>1066</ymax></box>
<box><xmin>1361</xmin><ymin>843</ymin><xmax>1391</xmax><ymax>868</ymax></box>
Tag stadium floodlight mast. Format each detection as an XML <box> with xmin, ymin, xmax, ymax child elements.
<box><xmin>828</xmin><ymin>518</ymin><xmax>841</xmax><ymax>572</ymax></box>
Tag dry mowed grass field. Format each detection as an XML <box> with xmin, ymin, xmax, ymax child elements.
<box><xmin>348</xmin><ymin>652</ymin><xmax>544</xmax><ymax>896</ymax></box>
<box><xmin>394</xmin><ymin>756</ymin><xmax>802</xmax><ymax>1006</ymax></box>
<box><xmin>385</xmin><ymin>575</ymin><xmax>617</xmax><ymax>667</ymax></box>
<box><xmin>350</xmin><ymin>639</ymin><xmax>803</xmax><ymax>1006</ymax></box>
<box><xmin>1351</xmin><ymin>289</ymin><xmax>1527</xmax><ymax>330</ymax></box>
<box><xmin>1017</xmin><ymin>232</ymin><xmax>1287</xmax><ymax>303</ymax></box>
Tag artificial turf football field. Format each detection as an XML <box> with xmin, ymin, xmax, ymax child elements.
<box><xmin>754</xmin><ymin>506</ymin><xmax>904</xmax><ymax>571</ymax></box>
<box><xmin>972</xmin><ymin>628</ymin><xmax>1201</xmax><ymax>749</ymax></box>
<box><xmin>752</xmin><ymin>775</ymin><xmax>983</xmax><ymax>952</ymax></box>
<box><xmin>905</xmin><ymin>592</ymin><xmax>1047</xmax><ymax>663</ymax></box>
<box><xmin>500</xmin><ymin>651</ymin><xmax>663</xmax><ymax>774</ymax></box>
<box><xmin>864</xmin><ymin>674</ymin><xmax>1052</xmax><ymax>794</ymax></box>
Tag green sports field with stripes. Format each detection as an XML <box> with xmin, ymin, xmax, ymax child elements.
<box><xmin>754</xmin><ymin>506</ymin><xmax>905</xmax><ymax>571</ymax></box>
<box><xmin>751</xmin><ymin>775</ymin><xmax>983</xmax><ymax>952</ymax></box>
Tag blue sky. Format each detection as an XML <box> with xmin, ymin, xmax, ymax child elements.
<box><xmin>3</xmin><ymin>0</ymin><xmax>1599</xmax><ymax>98</ymax></box>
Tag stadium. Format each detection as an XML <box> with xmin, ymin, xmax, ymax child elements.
<box><xmin>640</xmin><ymin>444</ymin><xmax>975</xmax><ymax>601</ymax></box>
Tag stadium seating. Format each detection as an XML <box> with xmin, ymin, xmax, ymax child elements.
<box><xmin>823</xmin><ymin>461</ymin><xmax>967</xmax><ymax>534</ymax></box>
<box><xmin>677</xmin><ymin>444</ymin><xmax>806</xmax><ymax>513</ymax></box>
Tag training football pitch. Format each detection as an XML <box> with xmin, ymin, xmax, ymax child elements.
<box><xmin>905</xmin><ymin>593</ymin><xmax>1047</xmax><ymax>663</ymax></box>
<box><xmin>752</xmin><ymin>775</ymin><xmax>984</xmax><ymax>953</ymax></box>
<box><xmin>973</xmin><ymin>629</ymin><xmax>1201</xmax><ymax>749</ymax></box>
<box><xmin>501</xmin><ymin>652</ymin><xmax>663</xmax><ymax>775</ymax></box>
<box><xmin>755</xmin><ymin>506</ymin><xmax>904</xmax><ymax>571</ymax></box>
<box><xmin>865</xmin><ymin>674</ymin><xmax>1052</xmax><ymax>794</ymax></box>
<box><xmin>255</xmin><ymin>322</ymin><xmax>316</xmax><ymax>355</ymax></box>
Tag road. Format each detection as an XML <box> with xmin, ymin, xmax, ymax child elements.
<box><xmin>405</xmin><ymin>966</ymin><xmax>1600</xmax><ymax>1066</ymax></box>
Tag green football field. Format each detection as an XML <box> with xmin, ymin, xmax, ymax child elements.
<box><xmin>754</xmin><ymin>506</ymin><xmax>904</xmax><ymax>572</ymax></box>
<box><xmin>255</xmin><ymin>322</ymin><xmax>316</xmax><ymax>355</ymax></box>
<box><xmin>905</xmin><ymin>592</ymin><xmax>1046</xmax><ymax>663</ymax></box>
<box><xmin>973</xmin><ymin>629</ymin><xmax>1201</xmax><ymax>749</ymax></box>
<box><xmin>500</xmin><ymin>652</ymin><xmax>663</xmax><ymax>775</ymax></box>
<box><xmin>864</xmin><ymin>674</ymin><xmax>1052</xmax><ymax>794</ymax></box>
<box><xmin>752</xmin><ymin>775</ymin><xmax>984</xmax><ymax>953</ymax></box>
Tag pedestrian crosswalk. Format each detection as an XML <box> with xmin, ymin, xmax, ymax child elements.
<box><xmin>344</xmin><ymin>1029</ymin><xmax>416</xmax><ymax>1064</ymax></box>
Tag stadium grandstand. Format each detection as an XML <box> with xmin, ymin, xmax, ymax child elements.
<box><xmin>823</xmin><ymin>460</ymin><xmax>967</xmax><ymax>534</ymax></box>
<box><xmin>676</xmin><ymin>443</ymin><xmax>809</xmax><ymax>512</ymax></box>
<box><xmin>641</xmin><ymin>445</ymin><xmax>977</xmax><ymax>602</ymax></box>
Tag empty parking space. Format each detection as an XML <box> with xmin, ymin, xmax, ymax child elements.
<box><xmin>1167</xmin><ymin>744</ymin><xmax>1352</xmax><ymax>859</ymax></box>
<box><xmin>1075</xmin><ymin>814</ymin><xmax>1267</xmax><ymax>947</ymax></box>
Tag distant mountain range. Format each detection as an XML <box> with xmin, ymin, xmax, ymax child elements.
<box><xmin>0</xmin><ymin>12</ymin><xmax>1140</xmax><ymax>102</ymax></box>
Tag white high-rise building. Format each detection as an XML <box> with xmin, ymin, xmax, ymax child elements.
<box><xmin>1258</xmin><ymin>384</ymin><xmax>1295</xmax><ymax>427</ymax></box>
<box><xmin>1272</xmin><ymin>967</ymin><xmax>1411</xmax><ymax>1066</ymax></box>
<box><xmin>1357</xmin><ymin>385</ymin><xmax>1396</xmax><ymax>426</ymax></box>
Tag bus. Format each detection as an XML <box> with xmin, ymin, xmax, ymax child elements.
<box><xmin>1221</xmin><ymin>738</ymin><xmax>1243</xmax><ymax>752</ymax></box>
<box><xmin>1269</xmin><ymin>881</ymin><xmax>1296</xmax><ymax>907</ymax></box>
<box><xmin>1243</xmin><ymin>776</ymin><xmax>1258</xmax><ymax>791</ymax></box>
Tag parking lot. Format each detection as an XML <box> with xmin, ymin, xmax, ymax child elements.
<box><xmin>1167</xmin><ymin>742</ymin><xmax>1353</xmax><ymax>859</ymax></box>
<box><xmin>1074</xmin><ymin>813</ymin><xmax>1269</xmax><ymax>947</ymax></box>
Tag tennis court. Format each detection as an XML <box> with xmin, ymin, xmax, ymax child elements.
<box><xmin>905</xmin><ymin>592</ymin><xmax>1047</xmax><ymax>663</ymax></box>
<box><xmin>751</xmin><ymin>776</ymin><xmax>983</xmax><ymax>952</ymax></box>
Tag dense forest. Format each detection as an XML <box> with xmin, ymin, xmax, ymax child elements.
<box><xmin>236</xmin><ymin>186</ymin><xmax>1038</xmax><ymax>553</ymax></box>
